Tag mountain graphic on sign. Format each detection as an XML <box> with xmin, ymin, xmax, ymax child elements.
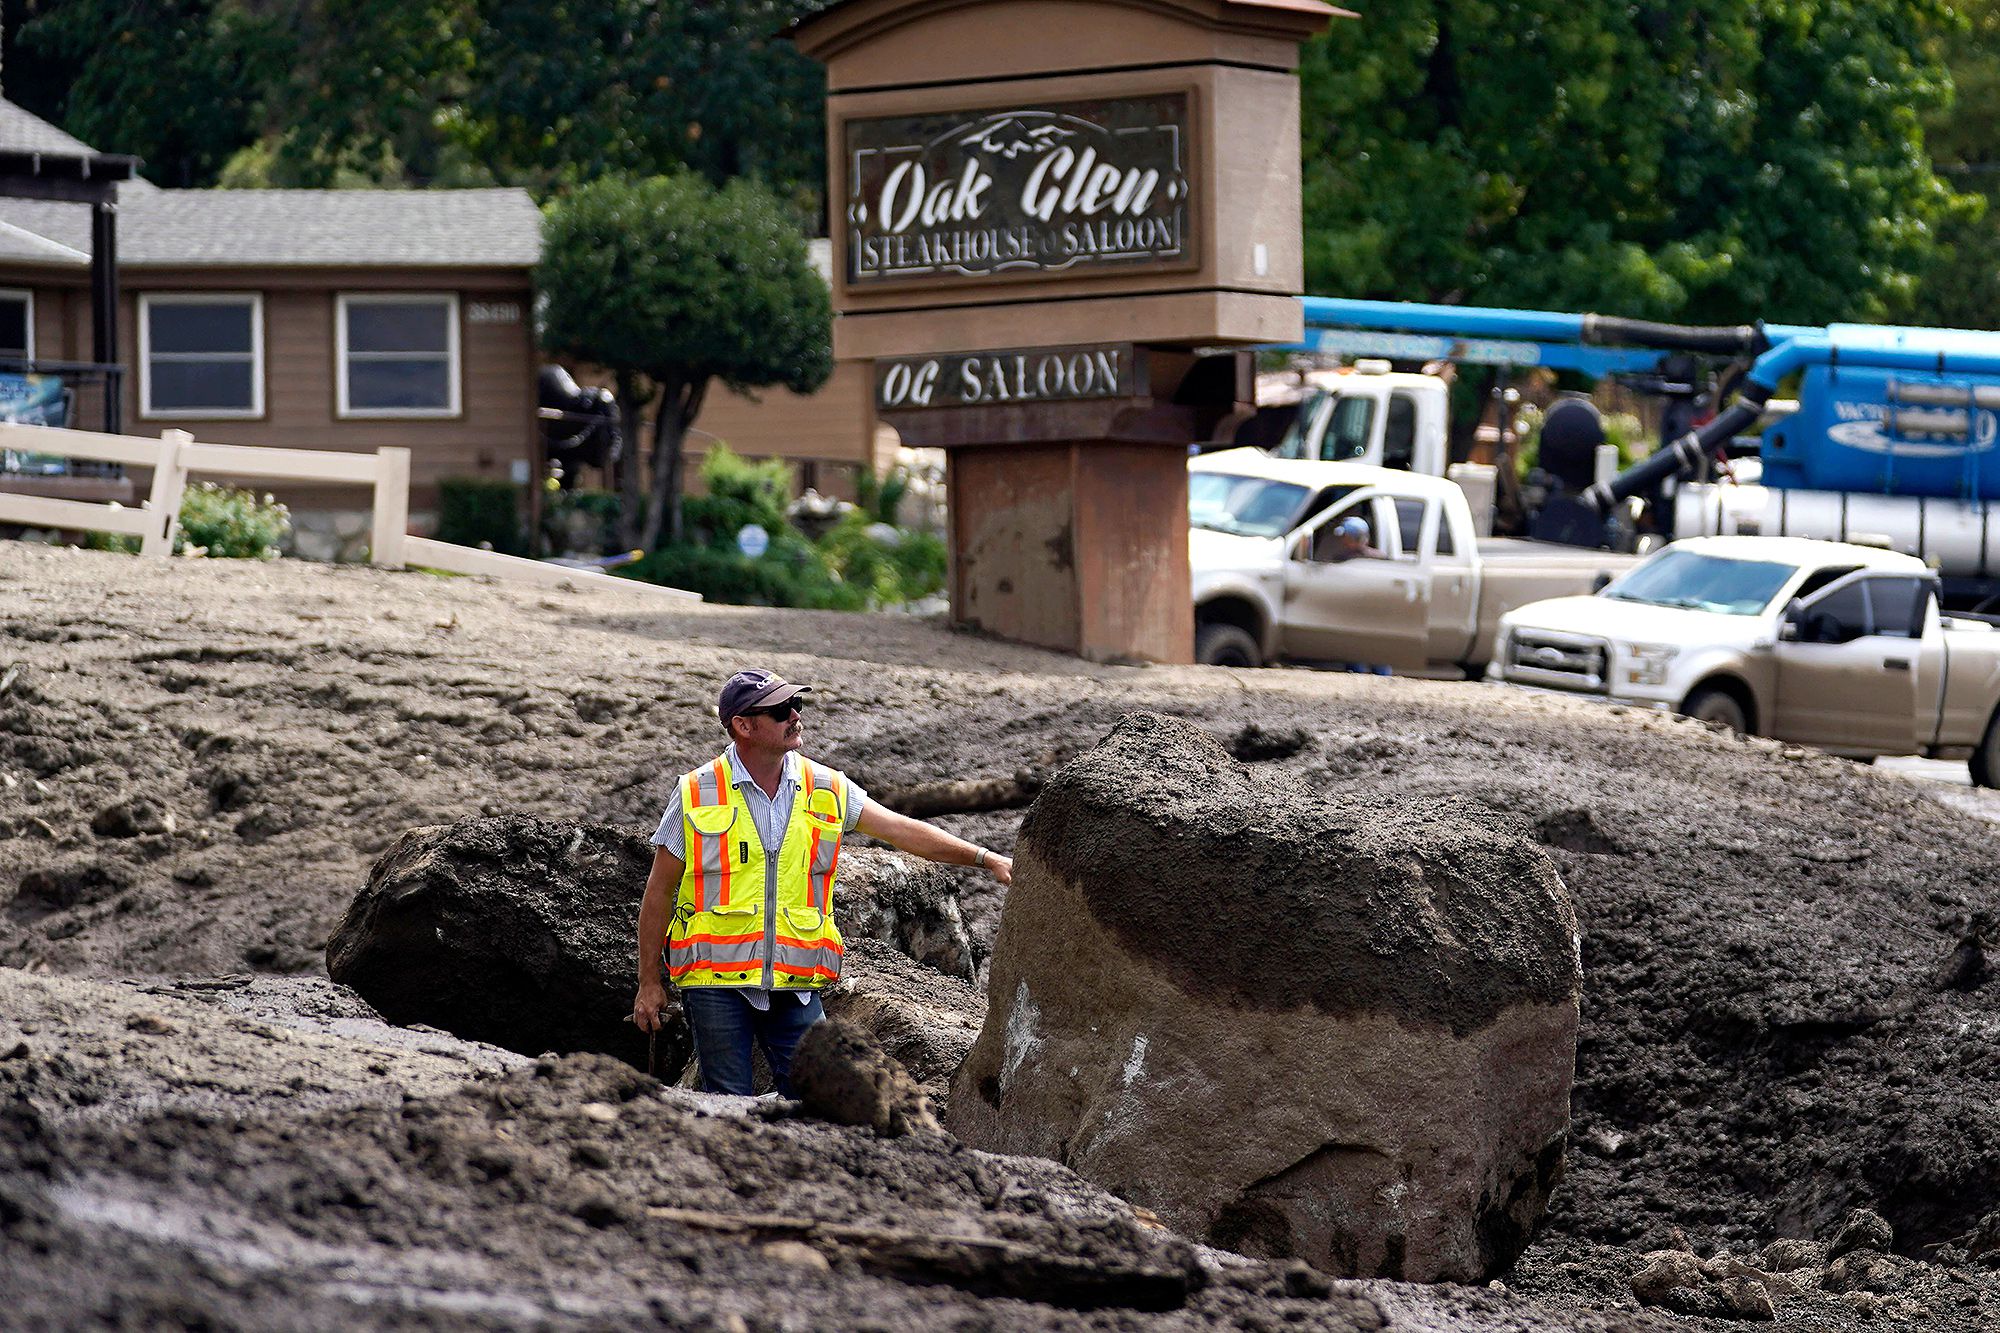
<box><xmin>959</xmin><ymin>117</ymin><xmax>1075</xmax><ymax>160</ymax></box>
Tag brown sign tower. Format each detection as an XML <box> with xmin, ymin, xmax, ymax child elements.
<box><xmin>794</xmin><ymin>0</ymin><xmax>1340</xmax><ymax>662</ymax></box>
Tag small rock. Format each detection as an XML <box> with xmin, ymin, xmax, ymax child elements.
<box><xmin>91</xmin><ymin>799</ymin><xmax>175</xmax><ymax>840</ymax></box>
<box><xmin>1630</xmin><ymin>1249</ymin><xmax>1706</xmax><ymax>1306</ymax></box>
<box><xmin>760</xmin><ymin>1239</ymin><xmax>831</xmax><ymax>1273</ymax></box>
<box><xmin>123</xmin><ymin>1013</ymin><xmax>176</xmax><ymax>1036</ymax></box>
<box><xmin>579</xmin><ymin>1102</ymin><xmax>620</xmax><ymax>1123</ymax></box>
<box><xmin>1841</xmin><ymin>1291</ymin><xmax>1882</xmax><ymax>1318</ymax></box>
<box><xmin>0</xmin><ymin>1026</ymin><xmax>28</xmax><ymax>1060</ymax></box>
<box><xmin>571</xmin><ymin>1142</ymin><xmax>613</xmax><ymax>1169</ymax></box>
<box><xmin>1829</xmin><ymin>1207</ymin><xmax>1893</xmax><ymax>1259</ymax></box>
<box><xmin>1760</xmin><ymin>1238</ymin><xmax>1827</xmax><ymax>1272</ymax></box>
<box><xmin>1822</xmin><ymin>1250</ymin><xmax>1909</xmax><ymax>1295</ymax></box>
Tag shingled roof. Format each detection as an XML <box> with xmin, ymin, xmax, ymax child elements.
<box><xmin>0</xmin><ymin>188</ymin><xmax>543</xmax><ymax>270</ymax></box>
<box><xmin>0</xmin><ymin>98</ymin><xmax>101</xmax><ymax>160</ymax></box>
<box><xmin>0</xmin><ymin>97</ymin><xmax>540</xmax><ymax>270</ymax></box>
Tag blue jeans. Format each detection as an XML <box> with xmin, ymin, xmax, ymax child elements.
<box><xmin>680</xmin><ymin>989</ymin><xmax>824</xmax><ymax>1096</ymax></box>
<box><xmin>1341</xmin><ymin>663</ymin><xmax>1392</xmax><ymax>676</ymax></box>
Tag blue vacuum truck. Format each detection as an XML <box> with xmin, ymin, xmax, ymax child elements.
<box><xmin>1295</xmin><ymin>300</ymin><xmax>2000</xmax><ymax>612</ymax></box>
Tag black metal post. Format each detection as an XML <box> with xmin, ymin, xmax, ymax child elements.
<box><xmin>91</xmin><ymin>198</ymin><xmax>119</xmax><ymax>432</ymax></box>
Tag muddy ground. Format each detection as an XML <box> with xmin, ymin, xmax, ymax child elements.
<box><xmin>5</xmin><ymin>540</ymin><xmax>2000</xmax><ymax>1330</ymax></box>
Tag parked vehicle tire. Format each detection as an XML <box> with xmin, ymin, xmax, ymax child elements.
<box><xmin>1681</xmin><ymin>684</ymin><xmax>1750</xmax><ymax>734</ymax></box>
<box><xmin>1196</xmin><ymin>622</ymin><xmax>1262</xmax><ymax>668</ymax></box>
<box><xmin>1971</xmin><ymin>712</ymin><xmax>2000</xmax><ymax>789</ymax></box>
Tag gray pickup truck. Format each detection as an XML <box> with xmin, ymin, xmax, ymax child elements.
<box><xmin>1190</xmin><ymin>449</ymin><xmax>1638</xmax><ymax>674</ymax></box>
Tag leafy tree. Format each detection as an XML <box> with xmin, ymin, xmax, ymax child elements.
<box><xmin>1898</xmin><ymin>0</ymin><xmax>2000</xmax><ymax>329</ymax></box>
<box><xmin>1299</xmin><ymin>0</ymin><xmax>1970</xmax><ymax>325</ymax></box>
<box><xmin>458</xmin><ymin>0</ymin><xmax>828</xmax><ymax>204</ymax></box>
<box><xmin>538</xmin><ymin>173</ymin><xmax>832</xmax><ymax>549</ymax></box>
<box><xmin>11</xmin><ymin>0</ymin><xmax>278</xmax><ymax>186</ymax></box>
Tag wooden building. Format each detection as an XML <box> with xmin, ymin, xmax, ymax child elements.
<box><xmin>0</xmin><ymin>98</ymin><xmax>891</xmax><ymax>550</ymax></box>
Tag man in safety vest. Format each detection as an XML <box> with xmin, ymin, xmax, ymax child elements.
<box><xmin>631</xmin><ymin>667</ymin><xmax>1013</xmax><ymax>1096</ymax></box>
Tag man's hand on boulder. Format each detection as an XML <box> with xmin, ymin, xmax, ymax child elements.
<box><xmin>987</xmin><ymin>854</ymin><xmax>1013</xmax><ymax>887</ymax></box>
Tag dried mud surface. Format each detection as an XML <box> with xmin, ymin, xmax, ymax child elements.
<box><xmin>5</xmin><ymin>540</ymin><xmax>2000</xmax><ymax>1330</ymax></box>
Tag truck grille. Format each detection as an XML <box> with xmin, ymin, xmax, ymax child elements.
<box><xmin>1506</xmin><ymin>630</ymin><xmax>1609</xmax><ymax>693</ymax></box>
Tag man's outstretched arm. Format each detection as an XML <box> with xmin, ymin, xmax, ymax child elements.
<box><xmin>855</xmin><ymin>802</ymin><xmax>1013</xmax><ymax>886</ymax></box>
<box><xmin>633</xmin><ymin>846</ymin><xmax>684</xmax><ymax>1031</ymax></box>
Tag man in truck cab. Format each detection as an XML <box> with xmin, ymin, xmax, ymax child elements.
<box><xmin>1315</xmin><ymin>517</ymin><xmax>1393</xmax><ymax>675</ymax></box>
<box><xmin>1320</xmin><ymin>515</ymin><xmax>1386</xmax><ymax>563</ymax></box>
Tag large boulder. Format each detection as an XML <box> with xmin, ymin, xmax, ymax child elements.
<box><xmin>945</xmin><ymin>713</ymin><xmax>1581</xmax><ymax>1283</ymax></box>
<box><xmin>327</xmin><ymin>816</ymin><xmax>976</xmax><ymax>1082</ymax></box>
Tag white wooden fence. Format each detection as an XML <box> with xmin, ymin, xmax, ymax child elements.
<box><xmin>0</xmin><ymin>422</ymin><xmax>698</xmax><ymax>601</ymax></box>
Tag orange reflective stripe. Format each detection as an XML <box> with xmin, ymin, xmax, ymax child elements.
<box><xmin>710</xmin><ymin>758</ymin><xmax>734</xmax><ymax>908</ymax></box>
<box><xmin>771</xmin><ymin>962</ymin><xmax>841</xmax><ymax>980</ymax></box>
<box><xmin>670</xmin><ymin>932</ymin><xmax>764</xmax><ymax>950</ymax></box>
<box><xmin>775</xmin><ymin>934</ymin><xmax>842</xmax><ymax>955</ymax></box>
<box><xmin>683</xmin><ymin>772</ymin><xmax>706</xmax><ymax>912</ymax></box>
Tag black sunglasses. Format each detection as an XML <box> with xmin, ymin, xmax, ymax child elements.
<box><xmin>741</xmin><ymin>700</ymin><xmax>805</xmax><ymax>720</ymax></box>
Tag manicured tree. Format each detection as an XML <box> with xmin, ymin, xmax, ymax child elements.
<box><xmin>538</xmin><ymin>173</ymin><xmax>832</xmax><ymax>549</ymax></box>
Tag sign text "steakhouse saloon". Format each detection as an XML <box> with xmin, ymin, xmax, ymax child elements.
<box><xmin>846</xmin><ymin>96</ymin><xmax>1190</xmax><ymax>283</ymax></box>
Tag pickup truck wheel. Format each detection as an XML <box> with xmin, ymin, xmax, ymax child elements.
<box><xmin>1196</xmin><ymin>623</ymin><xmax>1262</xmax><ymax>669</ymax></box>
<box><xmin>1681</xmin><ymin>685</ymin><xmax>1749</xmax><ymax>734</ymax></box>
<box><xmin>1971</xmin><ymin>714</ymin><xmax>2000</xmax><ymax>789</ymax></box>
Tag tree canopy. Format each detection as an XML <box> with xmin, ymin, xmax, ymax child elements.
<box><xmin>1299</xmin><ymin>0</ymin><xmax>1971</xmax><ymax>325</ymax></box>
<box><xmin>3</xmin><ymin>0</ymin><xmax>1983</xmax><ymax>325</ymax></box>
<box><xmin>539</xmin><ymin>173</ymin><xmax>833</xmax><ymax>548</ymax></box>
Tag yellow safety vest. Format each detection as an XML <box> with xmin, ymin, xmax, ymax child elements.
<box><xmin>667</xmin><ymin>752</ymin><xmax>847</xmax><ymax>991</ymax></box>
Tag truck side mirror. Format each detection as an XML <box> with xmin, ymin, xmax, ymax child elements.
<box><xmin>1591</xmin><ymin>571</ymin><xmax>1614</xmax><ymax>594</ymax></box>
<box><xmin>1777</xmin><ymin>598</ymin><xmax>1805</xmax><ymax>642</ymax></box>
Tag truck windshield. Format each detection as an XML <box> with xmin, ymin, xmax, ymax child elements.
<box><xmin>1271</xmin><ymin>390</ymin><xmax>1330</xmax><ymax>460</ymax></box>
<box><xmin>1189</xmin><ymin>473</ymin><xmax>1310</xmax><ymax>537</ymax></box>
<box><xmin>1323</xmin><ymin>395</ymin><xmax>1375</xmax><ymax>461</ymax></box>
<box><xmin>1599</xmin><ymin>549</ymin><xmax>1796</xmax><ymax>616</ymax></box>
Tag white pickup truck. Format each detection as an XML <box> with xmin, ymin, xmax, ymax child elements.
<box><xmin>1189</xmin><ymin>448</ymin><xmax>1637</xmax><ymax>674</ymax></box>
<box><xmin>1489</xmin><ymin>535</ymin><xmax>2000</xmax><ymax>784</ymax></box>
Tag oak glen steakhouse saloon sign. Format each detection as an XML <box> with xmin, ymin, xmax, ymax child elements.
<box><xmin>876</xmin><ymin>345</ymin><xmax>1135</xmax><ymax>410</ymax></box>
<box><xmin>846</xmin><ymin>95</ymin><xmax>1191</xmax><ymax>283</ymax></box>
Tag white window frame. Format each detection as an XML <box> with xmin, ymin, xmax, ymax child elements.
<box><xmin>0</xmin><ymin>288</ymin><xmax>35</xmax><ymax>363</ymax></box>
<box><xmin>138</xmin><ymin>292</ymin><xmax>264</xmax><ymax>420</ymax></box>
<box><xmin>336</xmin><ymin>292</ymin><xmax>461</xmax><ymax>419</ymax></box>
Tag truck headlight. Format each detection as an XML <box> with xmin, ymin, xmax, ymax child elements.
<box><xmin>1624</xmin><ymin>644</ymin><xmax>1678</xmax><ymax>686</ymax></box>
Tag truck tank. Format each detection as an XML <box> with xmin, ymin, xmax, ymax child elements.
<box><xmin>1762</xmin><ymin>361</ymin><xmax>2000</xmax><ymax>501</ymax></box>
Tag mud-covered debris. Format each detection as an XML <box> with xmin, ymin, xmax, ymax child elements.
<box><xmin>838</xmin><ymin>848</ymin><xmax>979</xmax><ymax>981</ymax></box>
<box><xmin>821</xmin><ymin>939</ymin><xmax>983</xmax><ymax>1102</ymax></box>
<box><xmin>1829</xmin><ymin>1207</ymin><xmax>1894</xmax><ymax>1259</ymax></box>
<box><xmin>1761</xmin><ymin>1238</ymin><xmax>1827</xmax><ymax>1272</ymax></box>
<box><xmin>791</xmin><ymin>1018</ymin><xmax>940</xmax><ymax>1138</ymax></box>
<box><xmin>16</xmin><ymin>860</ymin><xmax>135</xmax><ymax>911</ymax></box>
<box><xmin>1629</xmin><ymin>1249</ymin><xmax>1779</xmax><ymax>1320</ymax></box>
<box><xmin>1534</xmin><ymin>806</ymin><xmax>1626</xmax><ymax>856</ymax></box>
<box><xmin>91</xmin><ymin>798</ymin><xmax>175</xmax><ymax>840</ymax></box>
<box><xmin>951</xmin><ymin>712</ymin><xmax>1580</xmax><ymax>1283</ymax></box>
<box><xmin>327</xmin><ymin>815</ymin><xmax>678</xmax><ymax>1075</ymax></box>
<box><xmin>1821</xmin><ymin>1249</ymin><xmax>1912</xmax><ymax>1295</ymax></box>
<box><xmin>1226</xmin><ymin>722</ymin><xmax>1313</xmax><ymax>762</ymax></box>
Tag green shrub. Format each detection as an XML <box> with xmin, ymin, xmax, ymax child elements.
<box><xmin>682</xmin><ymin>443</ymin><xmax>791</xmax><ymax>544</ymax></box>
<box><xmin>437</xmin><ymin>476</ymin><xmax>525</xmax><ymax>553</ymax></box>
<box><xmin>819</xmin><ymin>512</ymin><xmax>946</xmax><ymax>604</ymax></box>
<box><xmin>542</xmin><ymin>485</ymin><xmax>626</xmax><ymax>556</ymax></box>
<box><xmin>86</xmin><ymin>482</ymin><xmax>291</xmax><ymax>558</ymax></box>
<box><xmin>619</xmin><ymin>446</ymin><xmax>945</xmax><ymax>610</ymax></box>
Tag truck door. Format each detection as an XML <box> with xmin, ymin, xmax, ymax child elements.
<box><xmin>1318</xmin><ymin>389</ymin><xmax>1382</xmax><ymax>462</ymax></box>
<box><xmin>1280</xmin><ymin>493</ymin><xmax>1432</xmax><ymax>671</ymax></box>
<box><xmin>1772</xmin><ymin>573</ymin><xmax>1926</xmax><ymax>752</ymax></box>
<box><xmin>1418</xmin><ymin>497</ymin><xmax>1479</xmax><ymax>664</ymax></box>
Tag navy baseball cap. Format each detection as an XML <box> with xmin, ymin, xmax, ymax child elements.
<box><xmin>718</xmin><ymin>668</ymin><xmax>811</xmax><ymax>723</ymax></box>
